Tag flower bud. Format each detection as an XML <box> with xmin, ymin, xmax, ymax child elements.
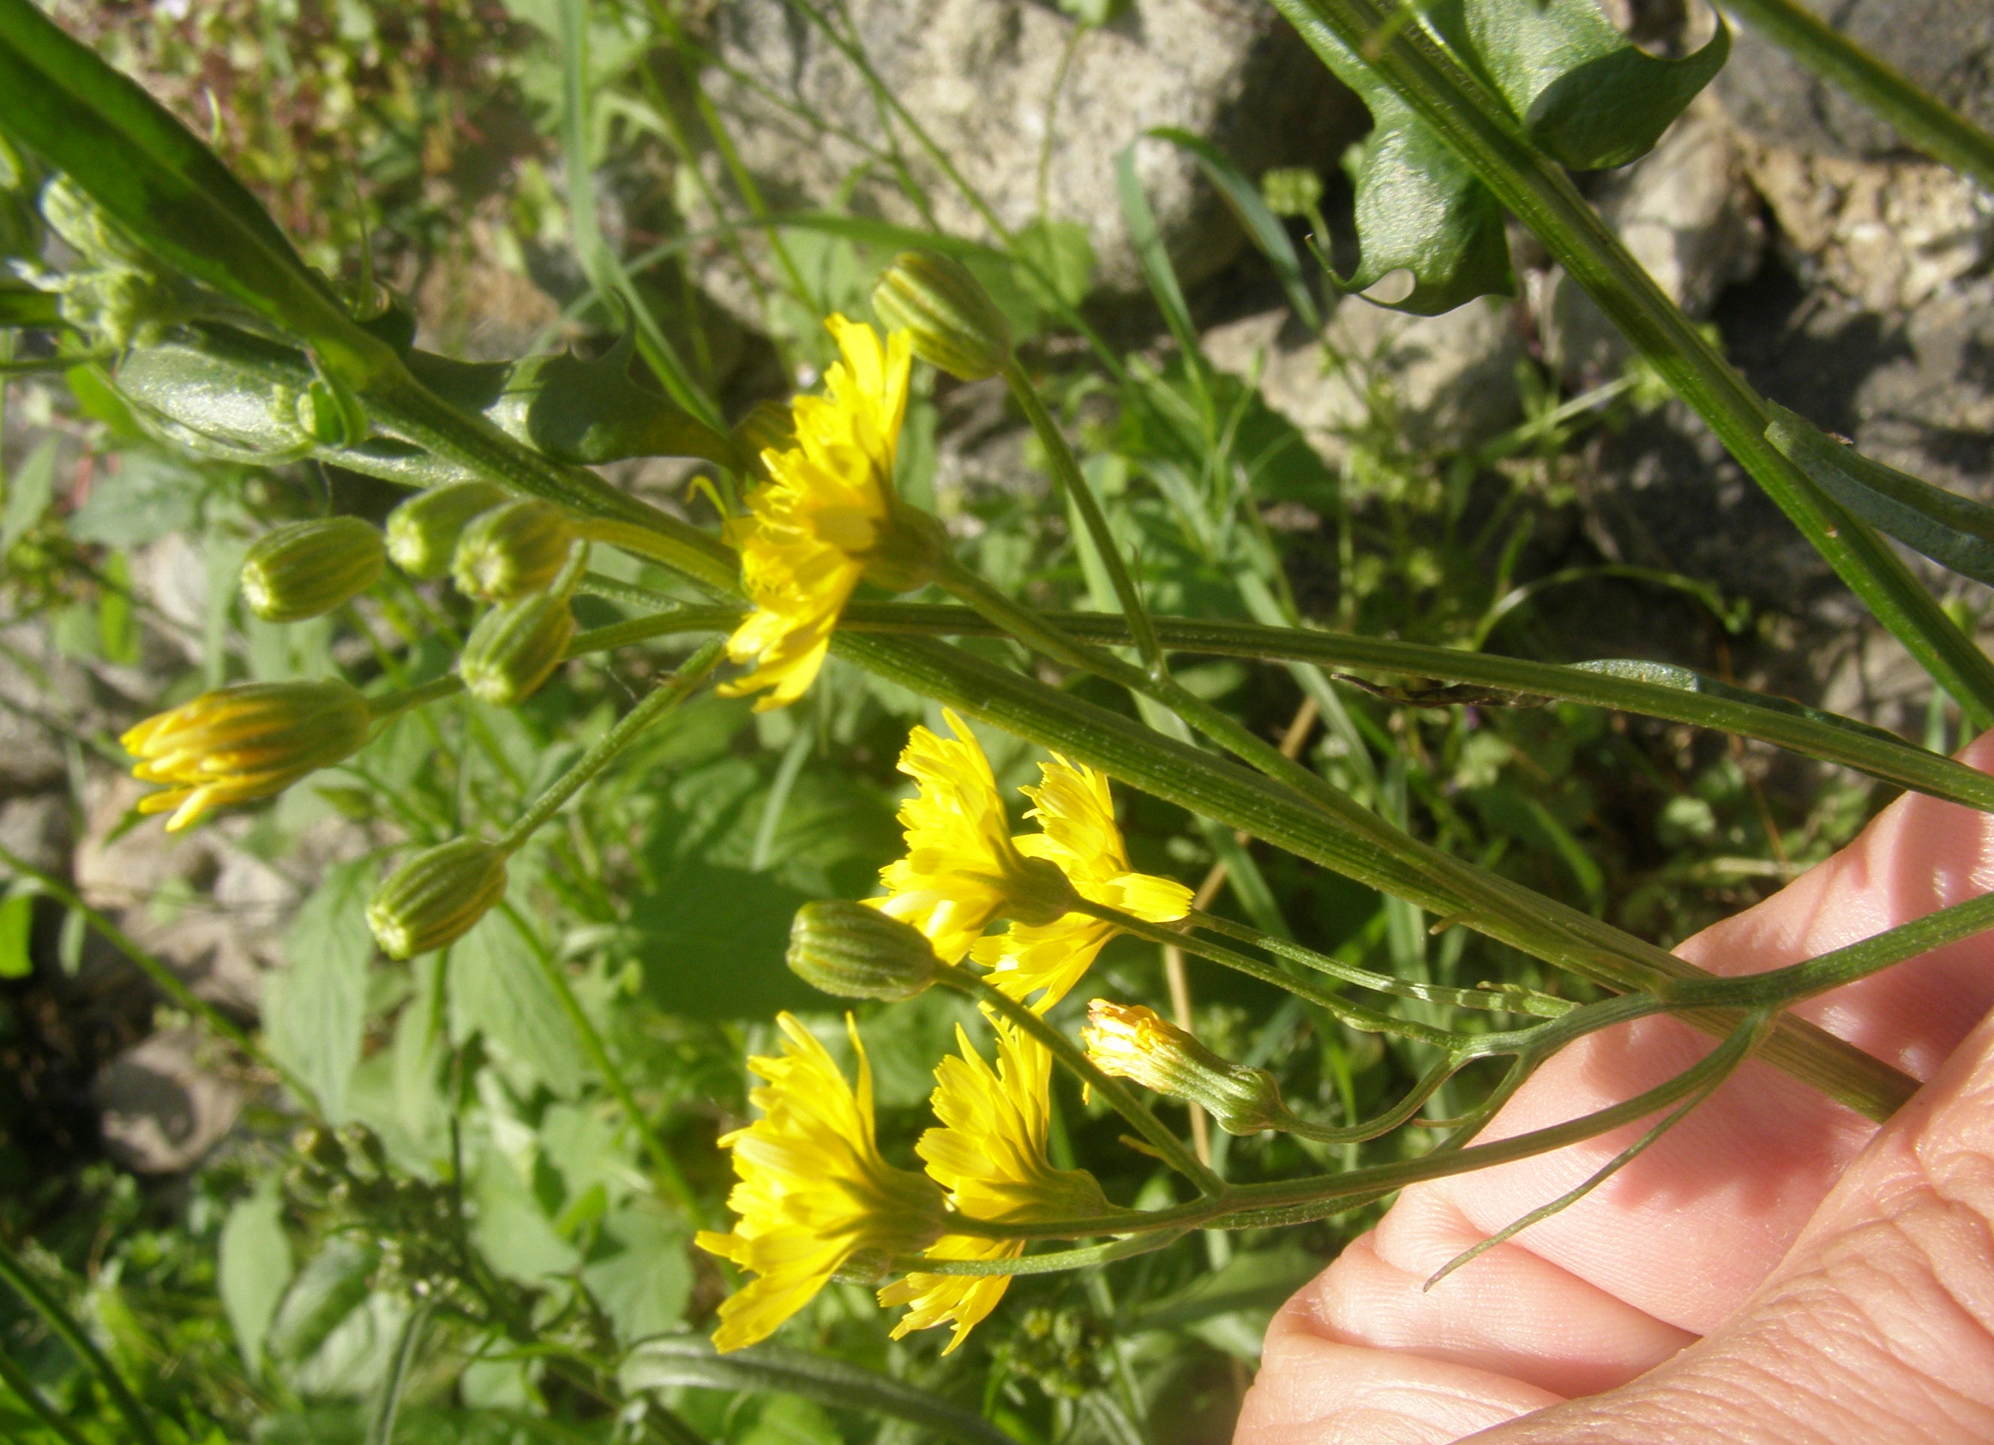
<box><xmin>240</xmin><ymin>517</ymin><xmax>386</xmax><ymax>621</ymax></box>
<box><xmin>385</xmin><ymin>482</ymin><xmax>508</xmax><ymax>579</ymax></box>
<box><xmin>122</xmin><ymin>680</ymin><xmax>373</xmax><ymax>831</ymax></box>
<box><xmin>452</xmin><ymin>498</ymin><xmax>576</xmax><ymax>601</ymax></box>
<box><xmin>366</xmin><ymin>838</ymin><xmax>510</xmax><ymax>959</ymax></box>
<box><xmin>788</xmin><ymin>901</ymin><xmax>940</xmax><ymax>1001</ymax></box>
<box><xmin>458</xmin><ymin>591</ymin><xmax>575</xmax><ymax>706</ymax></box>
<box><xmin>871</xmin><ymin>251</ymin><xmax>1011</xmax><ymax>382</ymax></box>
<box><xmin>1082</xmin><ymin>1000</ymin><xmax>1288</xmax><ymax>1135</ymax></box>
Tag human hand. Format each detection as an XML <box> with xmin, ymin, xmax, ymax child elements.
<box><xmin>1236</xmin><ymin>734</ymin><xmax>1994</xmax><ymax>1443</ymax></box>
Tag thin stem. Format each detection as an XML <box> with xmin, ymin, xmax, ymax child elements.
<box><xmin>1716</xmin><ymin>0</ymin><xmax>1994</xmax><ymax>191</ymax></box>
<box><xmin>939</xmin><ymin>969</ymin><xmax>1224</xmax><ymax>1195</ymax></box>
<box><xmin>0</xmin><ymin>1346</ymin><xmax>94</xmax><ymax>1445</ymax></box>
<box><xmin>1661</xmin><ymin>887</ymin><xmax>1994</xmax><ymax>1008</ymax></box>
<box><xmin>1002</xmin><ymin>359</ymin><xmax>1162</xmax><ymax>670</ymax></box>
<box><xmin>1086</xmin><ymin>902</ymin><xmax>1466</xmax><ymax>1047</ymax></box>
<box><xmin>1190</xmin><ymin>907</ymin><xmax>1571</xmax><ymax>1017</ymax></box>
<box><xmin>498</xmin><ymin>905</ymin><xmax>706</xmax><ymax>1227</ymax></box>
<box><xmin>0</xmin><ymin>1237</ymin><xmax>162</xmax><ymax>1445</ymax></box>
<box><xmin>498</xmin><ymin>640</ymin><xmax>726</xmax><ymax>851</ymax></box>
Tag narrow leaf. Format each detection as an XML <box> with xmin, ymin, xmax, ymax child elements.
<box><xmin>265</xmin><ymin>861</ymin><xmax>373</xmax><ymax>1120</ymax></box>
<box><xmin>1148</xmin><ymin>126</ymin><xmax>1323</xmax><ymax>329</ymax></box>
<box><xmin>219</xmin><ymin>1178</ymin><xmax>294</xmax><ymax>1372</ymax></box>
<box><xmin>1</xmin><ymin>434</ymin><xmax>55</xmax><ymax>554</ymax></box>
<box><xmin>1766</xmin><ymin>403</ymin><xmax>1994</xmax><ymax>588</ymax></box>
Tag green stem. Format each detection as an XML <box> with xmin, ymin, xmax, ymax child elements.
<box><xmin>562</xmin><ymin>599</ymin><xmax>1994</xmax><ymax>814</ymax></box>
<box><xmin>1189</xmin><ymin>907</ymin><xmax>1572</xmax><ymax>1017</ymax></box>
<box><xmin>498</xmin><ymin>640</ymin><xmax>726</xmax><ymax>851</ymax></box>
<box><xmin>0</xmin><ymin>1346</ymin><xmax>94</xmax><ymax>1445</ymax></box>
<box><xmin>1716</xmin><ymin>0</ymin><xmax>1994</xmax><ymax>191</ymax></box>
<box><xmin>1082</xmin><ymin>902</ymin><xmax>1466</xmax><ymax>1047</ymax></box>
<box><xmin>1002</xmin><ymin>359</ymin><xmax>1162</xmax><ymax>669</ymax></box>
<box><xmin>1272</xmin><ymin>0</ymin><xmax>1994</xmax><ymax>730</ymax></box>
<box><xmin>1661</xmin><ymin>886</ymin><xmax>1994</xmax><ymax>1008</ymax></box>
<box><xmin>498</xmin><ymin>905</ymin><xmax>705</xmax><ymax>1227</ymax></box>
<box><xmin>0</xmin><ymin>1237</ymin><xmax>161</xmax><ymax>1445</ymax></box>
<box><xmin>939</xmin><ymin>969</ymin><xmax>1224</xmax><ymax>1195</ymax></box>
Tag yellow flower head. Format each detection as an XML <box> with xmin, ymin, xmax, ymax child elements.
<box><xmin>696</xmin><ymin>1013</ymin><xmax>945</xmax><ymax>1352</ymax></box>
<box><xmin>121</xmin><ymin>680</ymin><xmax>373</xmax><ymax>832</ymax></box>
<box><xmin>970</xmin><ymin>756</ymin><xmax>1192</xmax><ymax>1010</ymax></box>
<box><xmin>721</xmin><ymin>315</ymin><xmax>928</xmax><ymax>711</ymax></box>
<box><xmin>879</xmin><ymin>1021</ymin><xmax>1111</xmax><ymax>1353</ymax></box>
<box><xmin>874</xmin><ymin>710</ymin><xmax>1075</xmax><ymax>965</ymax></box>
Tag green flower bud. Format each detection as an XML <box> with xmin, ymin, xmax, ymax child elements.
<box><xmin>240</xmin><ymin>517</ymin><xmax>386</xmax><ymax>621</ymax></box>
<box><xmin>385</xmin><ymin>481</ymin><xmax>508</xmax><ymax>579</ymax></box>
<box><xmin>122</xmin><ymin>679</ymin><xmax>373</xmax><ymax>831</ymax></box>
<box><xmin>1082</xmin><ymin>1000</ymin><xmax>1288</xmax><ymax>1135</ymax></box>
<box><xmin>871</xmin><ymin>251</ymin><xmax>1012</xmax><ymax>382</ymax></box>
<box><xmin>366</xmin><ymin>838</ymin><xmax>510</xmax><ymax>959</ymax></box>
<box><xmin>787</xmin><ymin>901</ymin><xmax>940</xmax><ymax>1001</ymax></box>
<box><xmin>290</xmin><ymin>377</ymin><xmax>370</xmax><ymax>448</ymax></box>
<box><xmin>452</xmin><ymin>498</ymin><xmax>576</xmax><ymax>601</ymax></box>
<box><xmin>458</xmin><ymin>591</ymin><xmax>575</xmax><ymax>706</ymax></box>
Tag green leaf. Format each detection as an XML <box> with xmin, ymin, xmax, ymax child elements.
<box><xmin>0</xmin><ymin>434</ymin><xmax>55</xmax><ymax>554</ymax></box>
<box><xmin>0</xmin><ymin>0</ymin><xmax>364</xmax><ymax>360</ymax></box>
<box><xmin>1765</xmin><ymin>402</ymin><xmax>1994</xmax><ymax>588</ymax></box>
<box><xmin>266</xmin><ymin>1238</ymin><xmax>378</xmax><ymax>1367</ymax></box>
<box><xmin>580</xmin><ymin>1207</ymin><xmax>692</xmax><ymax>1345</ymax></box>
<box><xmin>0</xmin><ymin>281</ymin><xmax>60</xmax><ymax>329</ymax></box>
<box><xmin>1276</xmin><ymin>0</ymin><xmax>1725</xmax><ymax>313</ymax></box>
<box><xmin>265</xmin><ymin>860</ymin><xmax>374</xmax><ymax>1119</ymax></box>
<box><xmin>0</xmin><ymin>888</ymin><xmax>32</xmax><ymax>979</ymax></box>
<box><xmin>448</xmin><ymin>910</ymin><xmax>589</xmax><ymax>1098</ymax></box>
<box><xmin>1147</xmin><ymin>127</ymin><xmax>1323</xmax><ymax>329</ymax></box>
<box><xmin>1447</xmin><ymin>0</ymin><xmax>1729</xmax><ymax>170</ymax></box>
<box><xmin>95</xmin><ymin>548</ymin><xmax>136</xmax><ymax>665</ymax></box>
<box><xmin>1011</xmin><ymin>218</ymin><xmax>1095</xmax><ymax>314</ymax></box>
<box><xmin>218</xmin><ymin>1177</ymin><xmax>293</xmax><ymax>1372</ymax></box>
<box><xmin>481</xmin><ymin>335</ymin><xmax>744</xmax><ymax>469</ymax></box>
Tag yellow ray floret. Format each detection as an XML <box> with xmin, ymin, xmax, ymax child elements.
<box><xmin>873</xmin><ymin>709</ymin><xmax>1075</xmax><ymax>964</ymax></box>
<box><xmin>696</xmin><ymin>1013</ymin><xmax>944</xmax><ymax>1351</ymax></box>
<box><xmin>879</xmin><ymin>1021</ymin><xmax>1111</xmax><ymax>1352</ymax></box>
<box><xmin>971</xmin><ymin>755</ymin><xmax>1192</xmax><ymax>1010</ymax></box>
<box><xmin>720</xmin><ymin>316</ymin><xmax>915</xmax><ymax>711</ymax></box>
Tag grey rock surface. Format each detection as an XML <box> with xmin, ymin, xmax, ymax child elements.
<box><xmin>1202</xmin><ymin>295</ymin><xmax>1528</xmax><ymax>469</ymax></box>
<box><xmin>93</xmin><ymin>1026</ymin><xmax>245</xmax><ymax>1174</ymax></box>
<box><xmin>1714</xmin><ymin>0</ymin><xmax>1994</xmax><ymax>160</ymax></box>
<box><xmin>697</xmin><ymin>0</ymin><xmax>1362</xmax><ymax>299</ymax></box>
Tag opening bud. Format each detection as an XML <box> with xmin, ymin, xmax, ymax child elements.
<box><xmin>386</xmin><ymin>482</ymin><xmax>508</xmax><ymax>579</ymax></box>
<box><xmin>871</xmin><ymin>251</ymin><xmax>1012</xmax><ymax>382</ymax></box>
<box><xmin>458</xmin><ymin>591</ymin><xmax>576</xmax><ymax>706</ymax></box>
<box><xmin>240</xmin><ymin>517</ymin><xmax>387</xmax><ymax>622</ymax></box>
<box><xmin>121</xmin><ymin>680</ymin><xmax>373</xmax><ymax>832</ymax></box>
<box><xmin>452</xmin><ymin>498</ymin><xmax>577</xmax><ymax>601</ymax></box>
<box><xmin>1082</xmin><ymin>1000</ymin><xmax>1288</xmax><ymax>1135</ymax></box>
<box><xmin>366</xmin><ymin>838</ymin><xmax>510</xmax><ymax>959</ymax></box>
<box><xmin>788</xmin><ymin>901</ymin><xmax>940</xmax><ymax>1001</ymax></box>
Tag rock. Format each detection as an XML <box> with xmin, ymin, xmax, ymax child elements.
<box><xmin>93</xmin><ymin>1026</ymin><xmax>244</xmax><ymax>1174</ymax></box>
<box><xmin>1714</xmin><ymin>0</ymin><xmax>1994</xmax><ymax>161</ymax></box>
<box><xmin>1202</xmin><ymin>294</ymin><xmax>1527</xmax><ymax>468</ymax></box>
<box><xmin>0</xmin><ymin>620</ymin><xmax>92</xmax><ymax>793</ymax></box>
<box><xmin>694</xmin><ymin>0</ymin><xmax>1361</xmax><ymax>301</ymax></box>
<box><xmin>1737</xmin><ymin>142</ymin><xmax>1994</xmax><ymax>313</ymax></box>
<box><xmin>1542</xmin><ymin>97</ymin><xmax>1765</xmax><ymax>383</ymax></box>
<box><xmin>0</xmin><ymin>792</ymin><xmax>75</xmax><ymax>878</ymax></box>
